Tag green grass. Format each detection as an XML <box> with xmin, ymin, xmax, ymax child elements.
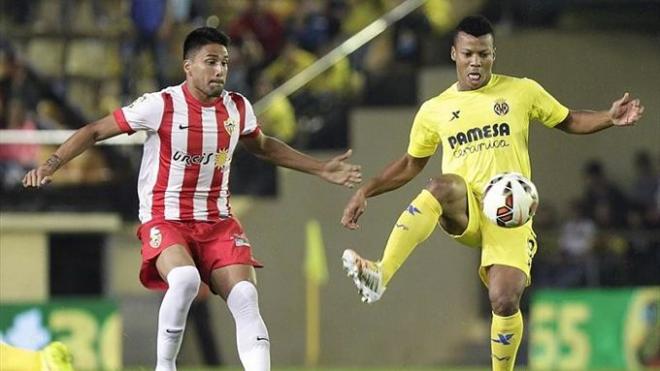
<box><xmin>124</xmin><ymin>367</ymin><xmax>638</xmax><ymax>371</ymax></box>
<box><xmin>125</xmin><ymin>368</ymin><xmax>492</xmax><ymax>371</ymax></box>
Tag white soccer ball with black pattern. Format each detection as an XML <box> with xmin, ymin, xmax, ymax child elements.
<box><xmin>482</xmin><ymin>172</ymin><xmax>539</xmax><ymax>228</ymax></box>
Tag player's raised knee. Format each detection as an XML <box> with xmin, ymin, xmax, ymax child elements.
<box><xmin>488</xmin><ymin>288</ymin><xmax>521</xmax><ymax>316</ymax></box>
<box><xmin>425</xmin><ymin>174</ymin><xmax>466</xmax><ymax>202</ymax></box>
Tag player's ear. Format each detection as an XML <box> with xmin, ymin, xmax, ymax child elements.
<box><xmin>492</xmin><ymin>47</ymin><xmax>496</xmax><ymax>61</ymax></box>
<box><xmin>183</xmin><ymin>59</ymin><xmax>192</xmax><ymax>75</ymax></box>
<box><xmin>450</xmin><ymin>46</ymin><xmax>456</xmax><ymax>62</ymax></box>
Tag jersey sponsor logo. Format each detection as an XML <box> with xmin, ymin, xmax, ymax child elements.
<box><xmin>224</xmin><ymin>118</ymin><xmax>237</xmax><ymax>135</ymax></box>
<box><xmin>448</xmin><ymin>123</ymin><xmax>510</xmax><ymax>149</ymax></box>
<box><xmin>214</xmin><ymin>149</ymin><xmax>230</xmax><ymax>169</ymax></box>
<box><xmin>494</xmin><ymin>99</ymin><xmax>509</xmax><ymax>116</ymax></box>
<box><xmin>448</xmin><ymin>122</ymin><xmax>511</xmax><ymax>158</ymax></box>
<box><xmin>492</xmin><ymin>333</ymin><xmax>514</xmax><ymax>345</ymax></box>
<box><xmin>450</xmin><ymin>110</ymin><xmax>460</xmax><ymax>121</ymax></box>
<box><xmin>173</xmin><ymin>150</ymin><xmax>216</xmax><ymax>166</ymax></box>
<box><xmin>149</xmin><ymin>227</ymin><xmax>162</xmax><ymax>248</ymax></box>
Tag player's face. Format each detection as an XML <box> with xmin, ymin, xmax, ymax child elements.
<box><xmin>184</xmin><ymin>43</ymin><xmax>229</xmax><ymax>101</ymax></box>
<box><xmin>451</xmin><ymin>32</ymin><xmax>495</xmax><ymax>91</ymax></box>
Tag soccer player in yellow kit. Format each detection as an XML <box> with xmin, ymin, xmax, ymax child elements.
<box><xmin>340</xmin><ymin>15</ymin><xmax>644</xmax><ymax>371</ymax></box>
<box><xmin>0</xmin><ymin>341</ymin><xmax>73</xmax><ymax>370</ymax></box>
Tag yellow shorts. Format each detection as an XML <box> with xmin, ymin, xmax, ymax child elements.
<box><xmin>442</xmin><ymin>177</ymin><xmax>538</xmax><ymax>287</ymax></box>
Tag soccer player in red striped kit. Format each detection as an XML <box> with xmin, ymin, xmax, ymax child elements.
<box><xmin>23</xmin><ymin>27</ymin><xmax>362</xmax><ymax>371</ymax></box>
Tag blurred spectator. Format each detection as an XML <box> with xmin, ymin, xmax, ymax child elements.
<box><xmin>341</xmin><ymin>0</ymin><xmax>387</xmax><ymax>69</ymax></box>
<box><xmin>229</xmin><ymin>73</ymin><xmax>297</xmax><ymax>197</ymax></box>
<box><xmin>595</xmin><ymin>230</ymin><xmax>630</xmax><ymax>286</ymax></box>
<box><xmin>263</xmin><ymin>40</ymin><xmax>316</xmax><ymax>87</ymax></box>
<box><xmin>0</xmin><ymin>44</ymin><xmax>39</xmax><ymax>188</ymax></box>
<box><xmin>556</xmin><ymin>199</ymin><xmax>599</xmax><ymax>287</ymax></box>
<box><xmin>308</xmin><ymin>45</ymin><xmax>360</xmax><ymax>99</ymax></box>
<box><xmin>121</xmin><ymin>0</ymin><xmax>172</xmax><ymax>99</ymax></box>
<box><xmin>629</xmin><ymin>150</ymin><xmax>660</xmax><ymax>228</ymax></box>
<box><xmin>223</xmin><ymin>40</ymin><xmax>256</xmax><ymax>99</ymax></box>
<box><xmin>290</xmin><ymin>0</ymin><xmax>335</xmax><ymax>55</ymax></box>
<box><xmin>254</xmin><ymin>74</ymin><xmax>296</xmax><ymax>143</ymax></box>
<box><xmin>391</xmin><ymin>7</ymin><xmax>431</xmax><ymax>65</ymax></box>
<box><xmin>228</xmin><ymin>0</ymin><xmax>285</xmax><ymax>66</ymax></box>
<box><xmin>581</xmin><ymin>159</ymin><xmax>629</xmax><ymax>228</ymax></box>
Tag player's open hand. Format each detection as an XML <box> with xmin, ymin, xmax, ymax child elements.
<box><xmin>341</xmin><ymin>191</ymin><xmax>367</xmax><ymax>230</ymax></box>
<box><xmin>22</xmin><ymin>166</ymin><xmax>54</xmax><ymax>188</ymax></box>
<box><xmin>610</xmin><ymin>92</ymin><xmax>644</xmax><ymax>126</ymax></box>
<box><xmin>22</xmin><ymin>154</ymin><xmax>61</xmax><ymax>188</ymax></box>
<box><xmin>320</xmin><ymin>149</ymin><xmax>362</xmax><ymax>188</ymax></box>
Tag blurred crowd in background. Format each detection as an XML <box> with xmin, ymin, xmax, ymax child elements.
<box><xmin>532</xmin><ymin>153</ymin><xmax>659</xmax><ymax>289</ymax></box>
<box><xmin>1</xmin><ymin>0</ymin><xmax>658</xmax><ymax>291</ymax></box>
<box><xmin>1</xmin><ymin>0</ymin><xmax>456</xmax><ymax>195</ymax></box>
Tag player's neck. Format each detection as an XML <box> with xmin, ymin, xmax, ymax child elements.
<box><xmin>183</xmin><ymin>82</ymin><xmax>223</xmax><ymax>106</ymax></box>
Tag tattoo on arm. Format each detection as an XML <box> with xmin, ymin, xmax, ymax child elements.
<box><xmin>45</xmin><ymin>154</ymin><xmax>62</xmax><ymax>171</ymax></box>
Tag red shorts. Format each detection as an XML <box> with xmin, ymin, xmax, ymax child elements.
<box><xmin>136</xmin><ymin>217</ymin><xmax>263</xmax><ymax>290</ymax></box>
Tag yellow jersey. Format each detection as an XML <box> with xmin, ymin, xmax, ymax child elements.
<box><xmin>407</xmin><ymin>74</ymin><xmax>569</xmax><ymax>197</ymax></box>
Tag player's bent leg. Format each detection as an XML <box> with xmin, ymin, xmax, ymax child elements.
<box><xmin>343</xmin><ymin>174</ymin><xmax>468</xmax><ymax>303</ymax></box>
<box><xmin>155</xmin><ymin>245</ymin><xmax>200</xmax><ymax>371</ymax></box>
<box><xmin>428</xmin><ymin>174</ymin><xmax>469</xmax><ymax>235</ymax></box>
<box><xmin>211</xmin><ymin>265</ymin><xmax>270</xmax><ymax>371</ymax></box>
<box><xmin>488</xmin><ymin>265</ymin><xmax>526</xmax><ymax>371</ymax></box>
<box><xmin>380</xmin><ymin>174</ymin><xmax>467</xmax><ymax>282</ymax></box>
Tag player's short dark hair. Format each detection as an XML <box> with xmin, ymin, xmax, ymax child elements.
<box><xmin>183</xmin><ymin>27</ymin><xmax>230</xmax><ymax>59</ymax></box>
<box><xmin>453</xmin><ymin>15</ymin><xmax>494</xmax><ymax>44</ymax></box>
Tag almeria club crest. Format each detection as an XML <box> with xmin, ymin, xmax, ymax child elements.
<box><xmin>224</xmin><ymin>118</ymin><xmax>237</xmax><ymax>135</ymax></box>
<box><xmin>494</xmin><ymin>99</ymin><xmax>509</xmax><ymax>116</ymax></box>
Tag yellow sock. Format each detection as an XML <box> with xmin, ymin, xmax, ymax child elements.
<box><xmin>0</xmin><ymin>342</ymin><xmax>43</xmax><ymax>370</ymax></box>
<box><xmin>491</xmin><ymin>310</ymin><xmax>523</xmax><ymax>371</ymax></box>
<box><xmin>379</xmin><ymin>190</ymin><xmax>442</xmax><ymax>284</ymax></box>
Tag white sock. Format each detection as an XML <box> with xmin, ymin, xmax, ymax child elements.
<box><xmin>227</xmin><ymin>281</ymin><xmax>270</xmax><ymax>371</ymax></box>
<box><xmin>156</xmin><ymin>266</ymin><xmax>200</xmax><ymax>371</ymax></box>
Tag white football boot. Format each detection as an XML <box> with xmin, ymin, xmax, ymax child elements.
<box><xmin>342</xmin><ymin>249</ymin><xmax>386</xmax><ymax>303</ymax></box>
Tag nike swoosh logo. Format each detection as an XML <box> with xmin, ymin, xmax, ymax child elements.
<box><xmin>165</xmin><ymin>329</ymin><xmax>183</xmax><ymax>334</ymax></box>
<box><xmin>493</xmin><ymin>354</ymin><xmax>510</xmax><ymax>361</ymax></box>
<box><xmin>395</xmin><ymin>223</ymin><xmax>409</xmax><ymax>230</ymax></box>
<box><xmin>256</xmin><ymin>336</ymin><xmax>269</xmax><ymax>342</ymax></box>
<box><xmin>178</xmin><ymin>124</ymin><xmax>190</xmax><ymax>130</ymax></box>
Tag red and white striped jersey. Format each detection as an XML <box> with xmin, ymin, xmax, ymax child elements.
<box><xmin>113</xmin><ymin>82</ymin><xmax>261</xmax><ymax>223</ymax></box>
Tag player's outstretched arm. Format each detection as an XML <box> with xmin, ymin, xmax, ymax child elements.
<box><xmin>341</xmin><ymin>154</ymin><xmax>430</xmax><ymax>230</ymax></box>
<box><xmin>556</xmin><ymin>93</ymin><xmax>645</xmax><ymax>134</ymax></box>
<box><xmin>22</xmin><ymin>115</ymin><xmax>123</xmax><ymax>187</ymax></box>
<box><xmin>240</xmin><ymin>132</ymin><xmax>362</xmax><ymax>188</ymax></box>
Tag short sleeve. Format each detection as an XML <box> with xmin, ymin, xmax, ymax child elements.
<box><xmin>407</xmin><ymin>102</ymin><xmax>441</xmax><ymax>158</ymax></box>
<box><xmin>230</xmin><ymin>93</ymin><xmax>261</xmax><ymax>138</ymax></box>
<box><xmin>525</xmin><ymin>78</ymin><xmax>570</xmax><ymax>128</ymax></box>
<box><xmin>113</xmin><ymin>92</ymin><xmax>165</xmax><ymax>134</ymax></box>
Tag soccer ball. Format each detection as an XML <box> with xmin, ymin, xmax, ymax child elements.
<box><xmin>482</xmin><ymin>172</ymin><xmax>539</xmax><ymax>228</ymax></box>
